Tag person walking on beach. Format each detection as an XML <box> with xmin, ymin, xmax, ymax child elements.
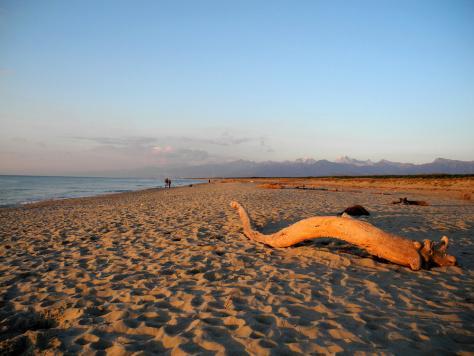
<box><xmin>164</xmin><ymin>178</ymin><xmax>172</xmax><ymax>188</ymax></box>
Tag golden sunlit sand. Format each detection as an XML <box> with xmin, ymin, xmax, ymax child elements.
<box><xmin>1</xmin><ymin>180</ymin><xmax>473</xmax><ymax>354</ymax></box>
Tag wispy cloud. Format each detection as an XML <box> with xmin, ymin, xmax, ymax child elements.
<box><xmin>259</xmin><ymin>136</ymin><xmax>274</xmax><ymax>153</ymax></box>
<box><xmin>69</xmin><ymin>135</ymin><xmax>227</xmax><ymax>167</ymax></box>
<box><xmin>152</xmin><ymin>145</ymin><xmax>173</xmax><ymax>153</ymax></box>
<box><xmin>71</xmin><ymin>136</ymin><xmax>157</xmax><ymax>146</ymax></box>
<box><xmin>71</xmin><ymin>133</ymin><xmax>270</xmax><ymax>148</ymax></box>
<box><xmin>65</xmin><ymin>133</ymin><xmax>274</xmax><ymax>170</ymax></box>
<box><xmin>176</xmin><ymin>133</ymin><xmax>254</xmax><ymax>146</ymax></box>
<box><xmin>155</xmin><ymin>146</ymin><xmax>211</xmax><ymax>163</ymax></box>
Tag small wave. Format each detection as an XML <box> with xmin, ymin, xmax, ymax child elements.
<box><xmin>19</xmin><ymin>200</ymin><xmax>41</xmax><ymax>205</ymax></box>
<box><xmin>0</xmin><ymin>203</ymin><xmax>20</xmax><ymax>208</ymax></box>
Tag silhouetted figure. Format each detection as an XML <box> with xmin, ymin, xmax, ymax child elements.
<box><xmin>164</xmin><ymin>178</ymin><xmax>171</xmax><ymax>188</ymax></box>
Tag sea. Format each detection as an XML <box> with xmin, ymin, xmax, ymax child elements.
<box><xmin>0</xmin><ymin>175</ymin><xmax>204</xmax><ymax>207</ymax></box>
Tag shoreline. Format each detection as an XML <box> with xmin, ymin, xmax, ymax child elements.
<box><xmin>2</xmin><ymin>176</ymin><xmax>471</xmax><ymax>212</ymax></box>
<box><xmin>0</xmin><ymin>179</ymin><xmax>207</xmax><ymax>210</ymax></box>
<box><xmin>0</xmin><ymin>184</ymin><xmax>205</xmax><ymax>211</ymax></box>
<box><xmin>3</xmin><ymin>176</ymin><xmax>471</xmax><ymax>210</ymax></box>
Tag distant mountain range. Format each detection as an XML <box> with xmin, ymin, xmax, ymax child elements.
<box><xmin>166</xmin><ymin>157</ymin><xmax>474</xmax><ymax>178</ymax></box>
<box><xmin>80</xmin><ymin>157</ymin><xmax>474</xmax><ymax>178</ymax></box>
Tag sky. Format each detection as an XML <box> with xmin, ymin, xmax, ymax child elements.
<box><xmin>0</xmin><ymin>0</ymin><xmax>473</xmax><ymax>175</ymax></box>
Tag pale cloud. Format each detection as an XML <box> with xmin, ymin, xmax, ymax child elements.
<box><xmin>165</xmin><ymin>148</ymin><xmax>210</xmax><ymax>162</ymax></box>
<box><xmin>69</xmin><ymin>133</ymin><xmax>274</xmax><ymax>160</ymax></box>
<box><xmin>67</xmin><ymin>135</ymin><xmax>227</xmax><ymax>169</ymax></box>
<box><xmin>152</xmin><ymin>145</ymin><xmax>173</xmax><ymax>154</ymax></box>
<box><xmin>259</xmin><ymin>136</ymin><xmax>274</xmax><ymax>153</ymax></box>
<box><xmin>0</xmin><ymin>133</ymin><xmax>274</xmax><ymax>175</ymax></box>
<box><xmin>71</xmin><ymin>136</ymin><xmax>156</xmax><ymax>147</ymax></box>
<box><xmin>148</xmin><ymin>147</ymin><xmax>213</xmax><ymax>167</ymax></box>
<box><xmin>10</xmin><ymin>137</ymin><xmax>28</xmax><ymax>143</ymax></box>
<box><xmin>176</xmin><ymin>133</ymin><xmax>254</xmax><ymax>146</ymax></box>
<box><xmin>70</xmin><ymin>133</ymin><xmax>266</xmax><ymax>148</ymax></box>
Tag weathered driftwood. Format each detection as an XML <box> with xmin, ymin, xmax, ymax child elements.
<box><xmin>392</xmin><ymin>197</ymin><xmax>429</xmax><ymax>206</ymax></box>
<box><xmin>231</xmin><ymin>201</ymin><xmax>456</xmax><ymax>270</ymax></box>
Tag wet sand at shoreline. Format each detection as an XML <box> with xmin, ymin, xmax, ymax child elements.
<box><xmin>1</xmin><ymin>180</ymin><xmax>473</xmax><ymax>354</ymax></box>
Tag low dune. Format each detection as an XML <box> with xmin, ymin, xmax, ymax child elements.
<box><xmin>0</xmin><ymin>180</ymin><xmax>473</xmax><ymax>354</ymax></box>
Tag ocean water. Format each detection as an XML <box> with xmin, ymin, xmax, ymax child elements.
<box><xmin>0</xmin><ymin>175</ymin><xmax>204</xmax><ymax>207</ymax></box>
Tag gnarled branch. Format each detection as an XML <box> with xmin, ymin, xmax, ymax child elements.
<box><xmin>230</xmin><ymin>201</ymin><xmax>456</xmax><ymax>270</ymax></box>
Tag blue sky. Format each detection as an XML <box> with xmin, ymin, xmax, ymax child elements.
<box><xmin>0</xmin><ymin>0</ymin><xmax>473</xmax><ymax>175</ymax></box>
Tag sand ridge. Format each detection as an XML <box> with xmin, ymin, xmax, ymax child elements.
<box><xmin>0</xmin><ymin>182</ymin><xmax>473</xmax><ymax>354</ymax></box>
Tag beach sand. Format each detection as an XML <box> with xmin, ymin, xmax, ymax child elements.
<box><xmin>1</xmin><ymin>180</ymin><xmax>473</xmax><ymax>354</ymax></box>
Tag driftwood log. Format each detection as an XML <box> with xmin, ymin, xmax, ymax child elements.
<box><xmin>392</xmin><ymin>197</ymin><xmax>429</xmax><ymax>206</ymax></box>
<box><xmin>231</xmin><ymin>201</ymin><xmax>456</xmax><ymax>270</ymax></box>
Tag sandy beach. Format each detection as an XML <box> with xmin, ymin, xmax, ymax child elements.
<box><xmin>1</xmin><ymin>179</ymin><xmax>473</xmax><ymax>354</ymax></box>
